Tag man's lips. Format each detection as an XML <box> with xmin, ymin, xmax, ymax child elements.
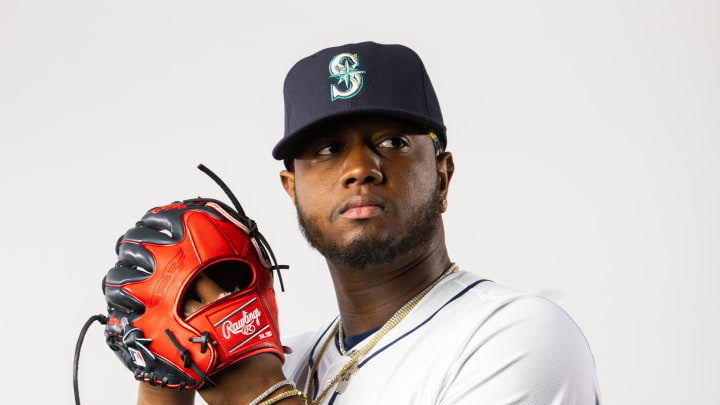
<box><xmin>339</xmin><ymin>195</ymin><xmax>385</xmax><ymax>219</ymax></box>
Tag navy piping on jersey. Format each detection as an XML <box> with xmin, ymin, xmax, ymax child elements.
<box><xmin>308</xmin><ymin>278</ymin><xmax>490</xmax><ymax>404</ymax></box>
<box><xmin>307</xmin><ymin>316</ymin><xmax>338</xmax><ymax>369</ymax></box>
<box><xmin>307</xmin><ymin>315</ymin><xmax>338</xmax><ymax>399</ymax></box>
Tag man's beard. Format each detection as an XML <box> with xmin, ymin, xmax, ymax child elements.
<box><xmin>296</xmin><ymin>187</ymin><xmax>443</xmax><ymax>270</ymax></box>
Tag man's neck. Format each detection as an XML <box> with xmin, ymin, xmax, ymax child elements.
<box><xmin>327</xmin><ymin>235</ymin><xmax>451</xmax><ymax>336</ymax></box>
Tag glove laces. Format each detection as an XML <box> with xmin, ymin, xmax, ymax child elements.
<box><xmin>73</xmin><ymin>314</ymin><xmax>107</xmax><ymax>405</ymax></box>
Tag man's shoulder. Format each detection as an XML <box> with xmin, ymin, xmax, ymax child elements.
<box><xmin>431</xmin><ymin>271</ymin><xmax>574</xmax><ymax>324</ymax></box>
<box><xmin>431</xmin><ymin>271</ymin><xmax>601</xmax><ymax>403</ymax></box>
<box><xmin>441</xmin><ymin>271</ymin><xmax>594</xmax><ymax>354</ymax></box>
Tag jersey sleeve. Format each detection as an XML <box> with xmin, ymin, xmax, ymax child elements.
<box><xmin>437</xmin><ymin>294</ymin><xmax>601</xmax><ymax>405</ymax></box>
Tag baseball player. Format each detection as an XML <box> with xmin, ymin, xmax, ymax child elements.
<box><xmin>103</xmin><ymin>41</ymin><xmax>600</xmax><ymax>405</ymax></box>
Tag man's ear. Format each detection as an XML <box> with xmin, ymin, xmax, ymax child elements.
<box><xmin>436</xmin><ymin>151</ymin><xmax>454</xmax><ymax>199</ymax></box>
<box><xmin>280</xmin><ymin>169</ymin><xmax>296</xmax><ymax>205</ymax></box>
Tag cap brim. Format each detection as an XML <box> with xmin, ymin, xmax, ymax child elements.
<box><xmin>272</xmin><ymin>108</ymin><xmax>447</xmax><ymax>160</ymax></box>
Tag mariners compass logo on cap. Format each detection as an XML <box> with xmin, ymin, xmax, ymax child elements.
<box><xmin>329</xmin><ymin>52</ymin><xmax>365</xmax><ymax>101</ymax></box>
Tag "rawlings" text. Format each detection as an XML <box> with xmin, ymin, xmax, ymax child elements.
<box><xmin>222</xmin><ymin>309</ymin><xmax>262</xmax><ymax>338</ymax></box>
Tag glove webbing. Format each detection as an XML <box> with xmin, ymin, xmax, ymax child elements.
<box><xmin>196</xmin><ymin>164</ymin><xmax>289</xmax><ymax>291</ymax></box>
<box><xmin>164</xmin><ymin>329</ymin><xmax>216</xmax><ymax>388</ymax></box>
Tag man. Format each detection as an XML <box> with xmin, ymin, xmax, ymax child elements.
<box><xmin>138</xmin><ymin>41</ymin><xmax>601</xmax><ymax>404</ymax></box>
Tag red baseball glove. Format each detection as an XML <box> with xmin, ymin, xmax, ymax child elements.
<box><xmin>101</xmin><ymin>165</ymin><xmax>287</xmax><ymax>390</ymax></box>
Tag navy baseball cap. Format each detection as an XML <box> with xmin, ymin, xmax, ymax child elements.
<box><xmin>272</xmin><ymin>41</ymin><xmax>446</xmax><ymax>161</ymax></box>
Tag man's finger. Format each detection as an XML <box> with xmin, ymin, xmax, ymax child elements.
<box><xmin>193</xmin><ymin>272</ymin><xmax>227</xmax><ymax>303</ymax></box>
<box><xmin>181</xmin><ymin>297</ymin><xmax>204</xmax><ymax>317</ymax></box>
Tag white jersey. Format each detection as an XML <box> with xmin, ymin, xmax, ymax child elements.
<box><xmin>281</xmin><ymin>270</ymin><xmax>601</xmax><ymax>404</ymax></box>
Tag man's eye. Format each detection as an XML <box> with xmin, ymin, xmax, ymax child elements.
<box><xmin>378</xmin><ymin>138</ymin><xmax>408</xmax><ymax>149</ymax></box>
<box><xmin>317</xmin><ymin>145</ymin><xmax>342</xmax><ymax>155</ymax></box>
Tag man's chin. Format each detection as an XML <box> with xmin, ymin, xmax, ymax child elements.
<box><xmin>334</xmin><ymin>223</ymin><xmax>392</xmax><ymax>243</ymax></box>
<box><xmin>319</xmin><ymin>237</ymin><xmax>400</xmax><ymax>270</ymax></box>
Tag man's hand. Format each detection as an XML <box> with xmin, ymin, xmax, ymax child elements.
<box><xmin>138</xmin><ymin>274</ymin><xmax>299</xmax><ymax>405</ymax></box>
<box><xmin>138</xmin><ymin>384</ymin><xmax>195</xmax><ymax>405</ymax></box>
<box><xmin>137</xmin><ymin>355</ymin><xmax>300</xmax><ymax>405</ymax></box>
<box><xmin>198</xmin><ymin>353</ymin><xmax>296</xmax><ymax>405</ymax></box>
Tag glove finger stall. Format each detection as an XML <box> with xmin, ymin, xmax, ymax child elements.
<box><xmin>104</xmin><ymin>266</ymin><xmax>146</xmax><ymax>314</ymax></box>
<box><xmin>105</xmin><ymin>262</ymin><xmax>152</xmax><ymax>285</ymax></box>
<box><xmin>117</xmin><ymin>242</ymin><xmax>156</xmax><ymax>273</ymax></box>
<box><xmin>123</xmin><ymin>226</ymin><xmax>176</xmax><ymax>245</ymax></box>
<box><xmin>140</xmin><ymin>203</ymin><xmax>225</xmax><ymax>241</ymax></box>
<box><xmin>139</xmin><ymin>206</ymin><xmax>192</xmax><ymax>240</ymax></box>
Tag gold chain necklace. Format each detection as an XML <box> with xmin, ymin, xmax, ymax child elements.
<box><xmin>337</xmin><ymin>319</ymin><xmax>349</xmax><ymax>356</ymax></box>
<box><xmin>305</xmin><ymin>263</ymin><xmax>459</xmax><ymax>404</ymax></box>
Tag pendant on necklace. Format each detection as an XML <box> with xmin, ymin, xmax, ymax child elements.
<box><xmin>335</xmin><ymin>356</ymin><xmax>359</xmax><ymax>394</ymax></box>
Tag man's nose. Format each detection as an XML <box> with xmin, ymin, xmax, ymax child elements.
<box><xmin>339</xmin><ymin>145</ymin><xmax>383</xmax><ymax>187</ymax></box>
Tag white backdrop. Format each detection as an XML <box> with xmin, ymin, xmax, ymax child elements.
<box><xmin>1</xmin><ymin>1</ymin><xmax>718</xmax><ymax>404</ymax></box>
